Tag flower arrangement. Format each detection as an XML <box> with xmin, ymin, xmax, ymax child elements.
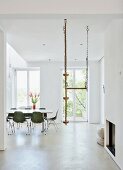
<box><xmin>29</xmin><ymin>92</ymin><xmax>40</xmax><ymax>104</ymax></box>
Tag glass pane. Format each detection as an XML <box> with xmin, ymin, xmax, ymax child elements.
<box><xmin>17</xmin><ymin>71</ymin><xmax>27</xmax><ymax>107</ymax></box>
<box><xmin>63</xmin><ymin>90</ymin><xmax>74</xmax><ymax>118</ymax></box>
<box><xmin>75</xmin><ymin>90</ymin><xmax>87</xmax><ymax>119</ymax></box>
<box><xmin>75</xmin><ymin>69</ymin><xmax>86</xmax><ymax>88</ymax></box>
<box><xmin>63</xmin><ymin>70</ymin><xmax>74</xmax><ymax>117</ymax></box>
<box><xmin>29</xmin><ymin>70</ymin><xmax>40</xmax><ymax>107</ymax></box>
<box><xmin>62</xmin><ymin>68</ymin><xmax>87</xmax><ymax>121</ymax></box>
<box><xmin>67</xmin><ymin>90</ymin><xmax>74</xmax><ymax>117</ymax></box>
<box><xmin>62</xmin><ymin>71</ymin><xmax>65</xmax><ymax>98</ymax></box>
<box><xmin>67</xmin><ymin>70</ymin><xmax>74</xmax><ymax>88</ymax></box>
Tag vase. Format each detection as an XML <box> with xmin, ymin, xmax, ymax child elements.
<box><xmin>32</xmin><ymin>104</ymin><xmax>36</xmax><ymax>110</ymax></box>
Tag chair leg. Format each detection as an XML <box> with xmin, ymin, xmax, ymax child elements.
<box><xmin>17</xmin><ymin>123</ymin><xmax>22</xmax><ymax>128</ymax></box>
<box><xmin>45</xmin><ymin>119</ymin><xmax>48</xmax><ymax>130</ymax></box>
<box><xmin>11</xmin><ymin>122</ymin><xmax>15</xmax><ymax>134</ymax></box>
<box><xmin>47</xmin><ymin>120</ymin><xmax>49</xmax><ymax>130</ymax></box>
<box><xmin>53</xmin><ymin>121</ymin><xmax>58</xmax><ymax>131</ymax></box>
<box><xmin>41</xmin><ymin>122</ymin><xmax>47</xmax><ymax>135</ymax></box>
<box><xmin>41</xmin><ymin>122</ymin><xmax>45</xmax><ymax>133</ymax></box>
<box><xmin>48</xmin><ymin>120</ymin><xmax>58</xmax><ymax>131</ymax></box>
<box><xmin>31</xmin><ymin>122</ymin><xmax>35</xmax><ymax>130</ymax></box>
<box><xmin>44</xmin><ymin>121</ymin><xmax>47</xmax><ymax>135</ymax></box>
<box><xmin>26</xmin><ymin>121</ymin><xmax>30</xmax><ymax>135</ymax></box>
<box><xmin>8</xmin><ymin>120</ymin><xmax>13</xmax><ymax>135</ymax></box>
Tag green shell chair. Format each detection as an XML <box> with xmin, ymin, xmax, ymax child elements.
<box><xmin>12</xmin><ymin>111</ymin><xmax>30</xmax><ymax>135</ymax></box>
<box><xmin>31</xmin><ymin>112</ymin><xmax>46</xmax><ymax>135</ymax></box>
<box><xmin>7</xmin><ymin>108</ymin><xmax>17</xmax><ymax>135</ymax></box>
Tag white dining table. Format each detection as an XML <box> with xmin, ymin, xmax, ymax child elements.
<box><xmin>7</xmin><ymin>109</ymin><xmax>53</xmax><ymax>114</ymax></box>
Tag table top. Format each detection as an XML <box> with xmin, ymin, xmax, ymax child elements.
<box><xmin>7</xmin><ymin>109</ymin><xmax>53</xmax><ymax>114</ymax></box>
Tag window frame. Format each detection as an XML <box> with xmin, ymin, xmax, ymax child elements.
<box><xmin>62</xmin><ymin>67</ymin><xmax>88</xmax><ymax>122</ymax></box>
<box><xmin>12</xmin><ymin>67</ymin><xmax>40</xmax><ymax>108</ymax></box>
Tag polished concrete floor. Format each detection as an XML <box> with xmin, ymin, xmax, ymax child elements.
<box><xmin>0</xmin><ymin>123</ymin><xmax>120</xmax><ymax>170</ymax></box>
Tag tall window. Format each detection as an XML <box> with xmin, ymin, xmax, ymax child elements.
<box><xmin>15</xmin><ymin>69</ymin><xmax>40</xmax><ymax>108</ymax></box>
<box><xmin>63</xmin><ymin>68</ymin><xmax>87</xmax><ymax>121</ymax></box>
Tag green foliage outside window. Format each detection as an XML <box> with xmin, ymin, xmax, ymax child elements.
<box><xmin>63</xmin><ymin>69</ymin><xmax>87</xmax><ymax>119</ymax></box>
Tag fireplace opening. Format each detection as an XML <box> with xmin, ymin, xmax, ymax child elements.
<box><xmin>106</xmin><ymin>120</ymin><xmax>115</xmax><ymax>156</ymax></box>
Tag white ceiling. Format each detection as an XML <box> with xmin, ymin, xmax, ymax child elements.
<box><xmin>0</xmin><ymin>15</ymin><xmax>122</xmax><ymax>62</ymax></box>
<box><xmin>0</xmin><ymin>0</ymin><xmax>123</xmax><ymax>14</ymax></box>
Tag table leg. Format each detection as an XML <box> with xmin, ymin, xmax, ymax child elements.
<box><xmin>41</xmin><ymin>122</ymin><xmax>45</xmax><ymax>132</ymax></box>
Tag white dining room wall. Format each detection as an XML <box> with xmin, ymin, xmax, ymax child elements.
<box><xmin>88</xmin><ymin>61</ymin><xmax>100</xmax><ymax>124</ymax></box>
<box><xmin>6</xmin><ymin>43</ymin><xmax>27</xmax><ymax>109</ymax></box>
<box><xmin>0</xmin><ymin>28</ymin><xmax>6</xmax><ymax>150</ymax></box>
<box><xmin>104</xmin><ymin>19</ymin><xmax>123</xmax><ymax>170</ymax></box>
<box><xmin>99</xmin><ymin>57</ymin><xmax>105</xmax><ymax>125</ymax></box>
<box><xmin>1</xmin><ymin>41</ymin><xmax>29</xmax><ymax>150</ymax></box>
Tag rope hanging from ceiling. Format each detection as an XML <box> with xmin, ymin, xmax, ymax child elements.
<box><xmin>63</xmin><ymin>19</ymin><xmax>89</xmax><ymax>124</ymax></box>
<box><xmin>63</xmin><ymin>19</ymin><xmax>69</xmax><ymax>125</ymax></box>
<box><xmin>85</xmin><ymin>26</ymin><xmax>89</xmax><ymax>90</ymax></box>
